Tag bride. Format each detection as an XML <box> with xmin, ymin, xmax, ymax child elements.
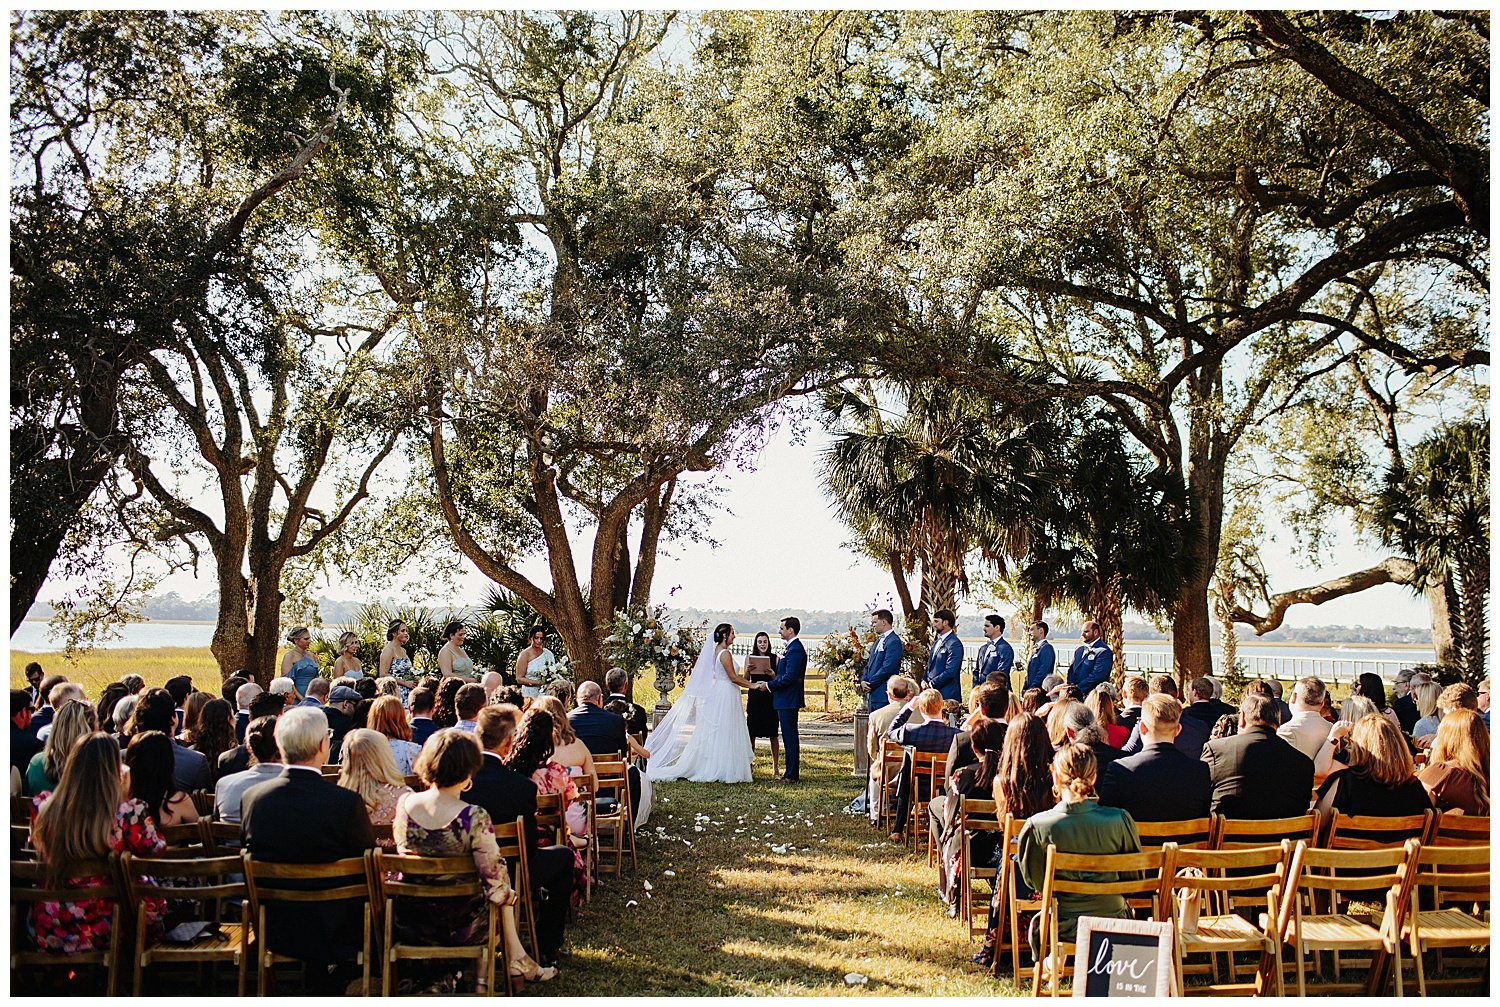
<box><xmin>645</xmin><ymin>623</ymin><xmax>756</xmax><ymax>784</ymax></box>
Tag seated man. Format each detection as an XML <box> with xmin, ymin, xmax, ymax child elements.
<box><xmin>233</xmin><ymin>681</ymin><xmax>263</xmax><ymax>744</ymax></box>
<box><xmin>886</xmin><ymin>688</ymin><xmax>961</xmax><ymax>843</ymax></box>
<box><xmin>407</xmin><ymin>686</ymin><xmax>438</xmax><ymax>747</ymax></box>
<box><xmin>215</xmin><ymin>714</ymin><xmax>283</xmax><ymax>825</ymax></box>
<box><xmin>1201</xmin><ymin>693</ymin><xmax>1314</xmax><ymax>820</ymax></box>
<box><xmin>946</xmin><ymin>683</ymin><xmax>1008</xmax><ymax>776</ymax></box>
<box><xmin>1099</xmin><ymin>695</ymin><xmax>1211</xmax><ymax>822</ymax></box>
<box><xmin>569</xmin><ymin>681</ymin><xmax>649</xmax><ymax>812</ymax></box>
<box><xmin>132</xmin><ymin>687</ymin><xmax>212</xmax><ymax>790</ymax></box>
<box><xmin>866</xmin><ymin>676</ymin><xmax>916</xmax><ymax>825</ymax></box>
<box><xmin>1120</xmin><ymin>675</ymin><xmax>1209</xmax><ymax>759</ymax></box>
<box><xmin>240</xmin><ymin>706</ymin><xmax>375</xmax><ymax>994</ymax></box>
<box><xmin>218</xmin><ymin>692</ymin><xmax>288</xmax><ymax>777</ymax></box>
<box><xmin>467</xmin><ymin>705</ymin><xmax>574</xmax><ymax>968</ymax></box>
<box><xmin>604</xmin><ymin>667</ymin><xmax>648</xmax><ymax>742</ymax></box>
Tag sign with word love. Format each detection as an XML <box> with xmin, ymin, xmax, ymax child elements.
<box><xmin>1072</xmin><ymin>916</ymin><xmax>1176</xmax><ymax>997</ymax></box>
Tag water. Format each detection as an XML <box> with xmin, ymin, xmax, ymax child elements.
<box><xmin>13</xmin><ymin>620</ymin><xmax>1435</xmax><ymax>687</ymax></box>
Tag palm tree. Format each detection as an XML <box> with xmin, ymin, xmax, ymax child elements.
<box><xmin>820</xmin><ymin>378</ymin><xmax>1053</xmax><ymax>661</ymax></box>
<box><xmin>1374</xmin><ymin>420</ymin><xmax>1489</xmax><ymax>683</ymax></box>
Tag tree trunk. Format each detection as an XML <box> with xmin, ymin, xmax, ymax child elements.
<box><xmin>1174</xmin><ymin>422</ymin><xmax>1223</xmax><ymax>685</ymax></box>
<box><xmin>211</xmin><ymin>567</ymin><xmax>287</xmax><ymax>687</ymax></box>
<box><xmin>630</xmin><ymin>477</ymin><xmax>675</xmax><ymax>611</ymax></box>
<box><xmin>1425</xmin><ymin>575</ymin><xmax>1458</xmax><ymax>667</ymax></box>
<box><xmin>1097</xmin><ymin>581</ymin><xmax>1125</xmax><ymax>679</ymax></box>
<box><xmin>1172</xmin><ymin>574</ymin><xmax>1215</xmax><ymax>688</ymax></box>
<box><xmin>1453</xmin><ymin>563</ymin><xmax>1488</xmax><ymax>685</ymax></box>
<box><xmin>610</xmin><ymin>523</ymin><xmax>632</xmax><ymax>615</ymax></box>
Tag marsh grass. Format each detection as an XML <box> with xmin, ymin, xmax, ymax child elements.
<box><xmin>10</xmin><ymin>647</ymin><xmax>221</xmax><ymax>697</ymax></box>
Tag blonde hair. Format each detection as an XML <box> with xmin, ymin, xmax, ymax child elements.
<box><xmin>33</xmin><ymin>733</ymin><xmax>122</xmax><ymax>888</ymax></box>
<box><xmin>1052</xmin><ymin>742</ymin><xmax>1099</xmax><ymax>800</ymax></box>
<box><xmin>1346</xmin><ymin>713</ymin><xmax>1415</xmax><ymax>788</ymax></box>
<box><xmin>1340</xmin><ymin>695</ymin><xmax>1378</xmax><ymax>724</ymax></box>
<box><xmin>530</xmin><ymin>696</ymin><xmax>577</xmax><ymax>745</ymax></box>
<box><xmin>1429</xmin><ymin>709</ymin><xmax>1489</xmax><ymax>808</ymax></box>
<box><xmin>916</xmin><ymin>688</ymin><xmax>944</xmax><ymax>718</ymax></box>
<box><xmin>375</xmin><ymin>678</ymin><xmax>402</xmax><ymax>698</ymax></box>
<box><xmin>338</xmin><ymin>729</ymin><xmax>408</xmax><ymax>812</ymax></box>
<box><xmin>1412</xmin><ymin>681</ymin><xmax>1441</xmax><ymax>720</ymax></box>
<box><xmin>42</xmin><ymin>700</ymin><xmax>98</xmax><ymax>782</ymax></box>
<box><xmin>1045</xmin><ymin>698</ymin><xmax>1081</xmax><ymax>747</ymax></box>
<box><xmin>1086</xmin><ymin>688</ymin><xmax>1117</xmax><ymax>729</ymax></box>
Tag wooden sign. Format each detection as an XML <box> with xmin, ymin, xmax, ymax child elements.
<box><xmin>1072</xmin><ymin>916</ymin><xmax>1176</xmax><ymax>997</ymax></box>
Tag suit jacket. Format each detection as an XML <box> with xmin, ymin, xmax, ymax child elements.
<box><xmin>866</xmin><ymin>700</ymin><xmax>906</xmax><ymax>766</ymax></box>
<box><xmin>234</xmin><ymin>710</ymin><xmax>249</xmax><ymax>745</ymax></box>
<box><xmin>862</xmin><ymin>631</ymin><xmax>904</xmax><ymax>712</ymax></box>
<box><xmin>1391</xmin><ymin>693</ymin><xmax>1419</xmax><ymax>734</ymax></box>
<box><xmin>945</xmin><ymin>719</ymin><xmax>1007</xmax><ymax>777</ymax></box>
<box><xmin>1116</xmin><ymin>705</ymin><xmax>1142</xmax><ymax>739</ymax></box>
<box><xmin>1024</xmin><ymin>640</ymin><xmax>1056</xmax><ymax>692</ymax></box>
<box><xmin>172</xmin><ymin>740</ymin><xmax>212</xmax><ymax>791</ymax></box>
<box><xmin>240</xmin><ymin>767</ymin><xmax>375</xmax><ymax>963</ymax></box>
<box><xmin>887</xmin><ymin>705</ymin><xmax>961</xmax><ymax>753</ymax></box>
<box><xmin>214</xmin><ymin>762</ymin><xmax>283</xmax><ymax>824</ymax></box>
<box><xmin>1122</xmin><ymin>710</ymin><xmax>1209</xmax><ymax>760</ymax></box>
<box><xmin>1099</xmin><ymin>742</ymin><xmax>1211</xmax><ymax>822</ymax></box>
<box><xmin>1067</xmin><ymin>642</ymin><xmax>1113</xmax><ymax>696</ymax></box>
<box><xmin>324</xmin><ymin>706</ymin><xmax>353</xmax><ymax>763</ymax></box>
<box><xmin>409</xmin><ymin>717</ymin><xmax>437</xmax><ymax>747</ymax></box>
<box><xmin>1182</xmin><ymin>699</ymin><xmax>1237</xmax><ymax>726</ymax></box>
<box><xmin>607</xmin><ymin>693</ymin><xmax>649</xmax><ymax>739</ymax></box>
<box><xmin>28</xmin><ymin>705</ymin><xmax>55</xmax><ymax>741</ymax></box>
<box><xmin>766</xmin><ymin>638</ymin><xmax>806</xmax><ymax>711</ymax></box>
<box><xmin>974</xmin><ymin>637</ymin><xmax>1015</xmax><ymax>687</ymax></box>
<box><xmin>466</xmin><ymin>752</ymin><xmax>542</xmax><ymax>852</ymax></box>
<box><xmin>10</xmin><ymin>724</ymin><xmax>41</xmax><ymax>772</ymax></box>
<box><xmin>218</xmin><ymin>745</ymin><xmax>251</xmax><ymax>779</ymax></box>
<box><xmin>1200</xmin><ymin>725</ymin><xmax>1314</xmax><ymax>820</ymax></box>
<box><xmin>924</xmin><ymin>633</ymin><xmax>964</xmax><ymax>703</ymax></box>
<box><xmin>569</xmin><ymin>704</ymin><xmax>629</xmax><ymax>756</ymax></box>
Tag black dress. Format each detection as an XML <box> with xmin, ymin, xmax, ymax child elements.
<box><xmin>746</xmin><ymin>654</ymin><xmax>779</xmax><ymax>739</ymax></box>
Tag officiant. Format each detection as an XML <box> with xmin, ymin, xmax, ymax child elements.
<box><xmin>745</xmin><ymin>632</ymin><xmax>781</xmax><ymax>779</ymax></box>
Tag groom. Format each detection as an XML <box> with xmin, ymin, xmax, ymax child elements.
<box><xmin>759</xmin><ymin>616</ymin><xmax>806</xmax><ymax>783</ymax></box>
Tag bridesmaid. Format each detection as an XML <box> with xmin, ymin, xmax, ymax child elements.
<box><xmin>745</xmin><ymin>632</ymin><xmax>781</xmax><ymax>778</ymax></box>
<box><xmin>333</xmin><ymin>632</ymin><xmax>365</xmax><ymax>680</ymax></box>
<box><xmin>438</xmin><ymin>622</ymin><xmax>477</xmax><ymax>680</ymax></box>
<box><xmin>279</xmin><ymin>627</ymin><xmax>320</xmax><ymax>699</ymax></box>
<box><xmin>379</xmin><ymin>620</ymin><xmax>419</xmax><ymax>697</ymax></box>
<box><xmin>514</xmin><ymin>627</ymin><xmax>553</xmax><ymax>701</ymax></box>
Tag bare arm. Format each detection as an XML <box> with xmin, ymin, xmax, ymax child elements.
<box><xmin>438</xmin><ymin>644</ymin><xmax>454</xmax><ymax>676</ymax></box>
<box><xmin>720</xmin><ymin>650</ymin><xmax>752</xmax><ymax>688</ymax></box>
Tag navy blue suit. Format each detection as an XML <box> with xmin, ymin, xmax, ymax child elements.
<box><xmin>1067</xmin><ymin>641</ymin><xmax>1113</xmax><ymax>696</ymax></box>
<box><xmin>409</xmin><ymin>716</ymin><xmax>437</xmax><ymax>747</ymax></box>
<box><xmin>886</xmin><ymin>705</ymin><xmax>962</xmax><ymax>833</ymax></box>
<box><xmin>924</xmin><ymin>633</ymin><xmax>964</xmax><ymax>703</ymax></box>
<box><xmin>1024</xmin><ymin>639</ymin><xmax>1056</xmax><ymax>691</ymax></box>
<box><xmin>767</xmin><ymin>637</ymin><xmax>806</xmax><ymax>780</ymax></box>
<box><xmin>862</xmin><ymin>631</ymin><xmax>904</xmax><ymax>712</ymax></box>
<box><xmin>973</xmin><ymin>637</ymin><xmax>1014</xmax><ymax>688</ymax></box>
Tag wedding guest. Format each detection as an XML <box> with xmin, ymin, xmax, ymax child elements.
<box><xmin>394</xmin><ymin>729</ymin><xmax>553</xmax><ymax>990</ymax></box>
<box><xmin>233</xmin><ymin>681</ymin><xmax>263</xmax><ymax>743</ymax></box>
<box><xmin>112</xmin><ymin>695</ymin><xmax>139</xmax><ymax>746</ymax></box>
<box><xmin>279</xmin><ymin>627</ymin><xmax>320</xmax><ymax>700</ymax></box>
<box><xmin>1017</xmin><ymin>744</ymin><xmax>1141</xmax><ymax>957</ymax></box>
<box><xmin>180</xmin><ymin>690</ymin><xmax>210</xmax><ymax>744</ymax></box>
<box><xmin>268</xmin><ymin>676</ymin><xmax>298</xmax><ymax>707</ymax></box>
<box><xmin>220</xmin><ymin>673</ymin><xmax>247</xmax><ymax>705</ymax></box>
<box><xmin>378</xmin><ymin>620</ymin><xmax>419</xmax><ymax>695</ymax></box>
<box><xmin>433</xmin><ymin>678</ymin><xmax>465</xmax><ymax>730</ymax></box>
<box><xmin>605</xmin><ymin>667</ymin><xmax>648</xmax><ymax>742</ymax></box>
<box><xmin>1086</xmin><ymin>688</ymin><xmax>1129</xmax><ymax>748</ymax></box>
<box><xmin>886</xmin><ymin>688</ymin><xmax>961</xmax><ymax>842</ymax></box>
<box><xmin>1116</xmin><ymin>676</ymin><xmax>1148</xmax><ymax>737</ymax></box>
<box><xmin>338</xmin><ymin>728</ymin><xmax>412</xmax><ymax>847</ymax></box>
<box><xmin>1061</xmin><ymin>703</ymin><xmax>1125</xmax><ymax>773</ymax></box>
<box><xmin>192</xmin><ymin>698</ymin><xmax>238</xmax><ymax>782</ymax></box>
<box><xmin>1314</xmin><ymin>695</ymin><xmax>1379</xmax><ymax>778</ymax></box>
<box><xmin>515</xmin><ymin>627</ymin><xmax>554</xmax><ymax>701</ymax></box>
<box><xmin>125</xmin><ymin>731</ymin><xmax>200</xmax><ymax>827</ymax></box>
<box><xmin>481</xmin><ymin>670</ymin><xmax>505</xmax><ymax>702</ymax></box>
<box><xmin>1043</xmin><ymin>697</ymin><xmax>1080</xmax><ymax>748</ymax></box>
<box><xmin>1418</xmin><ymin>709</ymin><xmax>1489</xmax><ymax>815</ymax></box>
<box><xmin>369</xmin><ymin>695</ymin><xmax>422</xmax><ymax>775</ymax></box>
<box><xmin>120</xmin><ymin>674</ymin><xmax>146</xmax><ymax>697</ymax></box>
<box><xmin>31</xmin><ymin>734</ymin><xmax>165</xmax><ymax>953</ymax></box>
<box><xmin>95</xmin><ymin>682</ymin><xmax>130</xmax><ymax>734</ymax></box>
<box><xmin>946</xmin><ymin>683</ymin><xmax>1008</xmax><ymax>776</ymax></box>
<box><xmin>454</xmin><ymin>684</ymin><xmax>487</xmax><ymax>732</ymax></box>
<box><xmin>240</xmin><ymin>706</ymin><xmax>374</xmax><ymax>994</ymax></box>
<box><xmin>1202</xmin><ymin>693</ymin><xmax>1313</xmax><ymax>820</ymax></box>
<box><xmin>25</xmin><ymin>699</ymin><xmax>96</xmax><ymax>796</ymax></box>
<box><xmin>164</xmin><ymin>676</ymin><xmax>195</xmax><ymax>737</ymax></box>
<box><xmin>975</xmin><ymin>711</ymin><xmax>1055</xmax><ymax>965</ymax></box>
<box><xmin>1277</xmin><ymin>677</ymin><xmax>1332</xmax><ymax>761</ymax></box>
<box><xmin>1316</xmin><ymin>714</ymin><xmax>1433</xmax><ymax>826</ymax></box>
<box><xmin>1352</xmin><ymin>671</ymin><xmax>1402</xmax><ymax>731</ymax></box>
<box><xmin>1182</xmin><ymin>676</ymin><xmax>1235</xmax><ymax>728</ymax></box>
<box><xmin>28</xmin><ymin>674</ymin><xmax>69</xmax><ymax>740</ymax></box>
<box><xmin>376</xmin><ymin>677</ymin><xmax>403</xmax><ymax>699</ymax></box>
<box><xmin>218</xmin><ymin>693</ymin><xmax>287</xmax><ymax>777</ymax></box>
<box><xmin>23</xmin><ymin>661</ymin><xmax>45</xmax><ymax>705</ymax></box>
<box><xmin>333</xmin><ymin>632</ymin><xmax>365</xmax><ymax>680</ymax></box>
<box><xmin>437</xmin><ymin>621</ymin><xmax>477</xmax><ymax>679</ymax></box>
<box><xmin>513</xmin><ymin>705</ymin><xmax>590</xmax><ymax>846</ymax></box>
<box><xmin>531</xmin><ymin>696</ymin><xmax>595</xmax><ymax>776</ymax></box>
<box><xmin>544</xmin><ymin>680</ymin><xmax>575</xmax><ymax>708</ymax></box>
<box><xmin>1390</xmin><ymin>669</ymin><xmax>1420</xmax><ymax>733</ymax></box>
<box><xmin>1121</xmin><ymin>675</ymin><xmax>1208</xmax><ymax>758</ymax></box>
<box><xmin>933</xmin><ymin>719</ymin><xmax>1006</xmax><ymax>911</ymax></box>
<box><xmin>1020</xmin><ymin>687</ymin><xmax>1046</xmax><ymax>715</ymax></box>
<box><xmin>10</xmin><ymin>690</ymin><xmax>41</xmax><ymax>774</ymax></box>
<box><xmin>1267</xmin><ymin>679</ymin><xmax>1294</xmax><ymax>726</ymax></box>
<box><xmin>1100</xmin><ymin>695</ymin><xmax>1211</xmax><ymax>822</ymax></box>
<box><xmin>1409</xmin><ymin>681</ymin><xmax>1443</xmax><ymax>743</ymax></box>
<box><xmin>354</xmin><ymin>677</ymin><xmax>377</xmax><ymax>701</ymax></box>
<box><xmin>408</xmin><ymin>686</ymin><xmax>439</xmax><ymax>746</ymax></box>
<box><xmin>34</xmin><ymin>681</ymin><xmax>83</xmax><ymax>743</ymax></box>
<box><xmin>215</xmin><ymin>715</ymin><xmax>283</xmax><ymax>824</ymax></box>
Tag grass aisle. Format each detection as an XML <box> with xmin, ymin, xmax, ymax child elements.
<box><xmin>553</xmin><ymin>746</ymin><xmax>1020</xmax><ymax>997</ymax></box>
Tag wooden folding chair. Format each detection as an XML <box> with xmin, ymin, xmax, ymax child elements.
<box><xmin>373</xmin><ymin>851</ymin><xmax>506</xmax><ymax>997</ymax></box>
<box><xmin>534</xmin><ymin>791</ymin><xmax>566</xmax><ymax>847</ymax></box>
<box><xmin>571</xmin><ymin>772</ymin><xmax>599</xmax><ymax>902</ymax></box>
<box><xmin>906</xmin><ymin>751</ymin><xmax>947</xmax><ymax>855</ymax></box>
<box><xmin>1160</xmin><ymin>840</ymin><xmax>1291</xmax><ymax>996</ymax></box>
<box><xmin>593</xmin><ymin>759</ymin><xmax>636</xmax><ymax>875</ymax></box>
<box><xmin>875</xmin><ymin>739</ymin><xmax>905</xmax><ymax>833</ymax></box>
<box><xmin>957</xmin><ymin>797</ymin><xmax>1001</xmax><ymax>940</ymax></box>
<box><xmin>1401</xmin><ymin>842</ymin><xmax>1490</xmax><ymax>994</ymax></box>
<box><xmin>1213</xmin><ymin>811</ymin><xmax>1320</xmax><ymax>851</ymax></box>
<box><xmin>1278</xmin><ymin>838</ymin><xmax>1421</xmax><ymax>996</ymax></box>
<box><xmin>204</xmin><ymin>820</ymin><xmax>243</xmax><ymax>853</ymax></box>
<box><xmin>490</xmin><ymin>815</ymin><xmax>538</xmax><ymax>956</ymax></box>
<box><xmin>242</xmin><ymin>851</ymin><xmax>374</xmax><ymax>996</ymax></box>
<box><xmin>1322</xmin><ymin>810</ymin><xmax>1432</xmax><ymax>974</ymax></box>
<box><xmin>11</xmin><ymin>855</ymin><xmax>123</xmax><ymax>994</ymax></box>
<box><xmin>121</xmin><ymin>852</ymin><xmax>250</xmax><ymax>995</ymax></box>
<box><xmin>1428</xmin><ymin>813</ymin><xmax>1489</xmax><ymax>847</ymax></box>
<box><xmin>1135</xmin><ymin>817</ymin><xmax>1215</xmax><ymax>850</ymax></box>
<box><xmin>11</xmin><ymin>794</ymin><xmax>35</xmax><ymax>822</ymax></box>
<box><xmin>11</xmin><ymin>822</ymin><xmax>34</xmax><ymax>857</ymax></box>
<box><xmin>189</xmin><ymin>791</ymin><xmax>216</xmax><ymax>817</ymax></box>
<box><xmin>1033</xmin><ymin>847</ymin><xmax>1166</xmax><ymax>996</ymax></box>
<box><xmin>992</xmin><ymin>813</ymin><xmax>1044</xmax><ymax>986</ymax></box>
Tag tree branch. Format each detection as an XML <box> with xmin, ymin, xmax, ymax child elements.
<box><xmin>1230</xmin><ymin>555</ymin><xmax>1417</xmax><ymax>634</ymax></box>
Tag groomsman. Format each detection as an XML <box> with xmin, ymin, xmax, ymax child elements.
<box><xmin>923</xmin><ymin>609</ymin><xmax>964</xmax><ymax>704</ymax></box>
<box><xmin>973</xmin><ymin>614</ymin><xmax>1014</xmax><ymax>688</ymax></box>
<box><xmin>1024</xmin><ymin>622</ymin><xmax>1056</xmax><ymax>692</ymax></box>
<box><xmin>1067</xmin><ymin>620</ymin><xmax>1114</xmax><ymax>697</ymax></box>
<box><xmin>861</xmin><ymin>609</ymin><xmax>904</xmax><ymax>712</ymax></box>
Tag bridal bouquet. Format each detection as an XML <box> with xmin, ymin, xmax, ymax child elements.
<box><xmin>534</xmin><ymin>654</ymin><xmax>573</xmax><ymax>688</ymax></box>
<box><xmin>604</xmin><ymin>604</ymin><xmax>704</xmax><ymax>685</ymax></box>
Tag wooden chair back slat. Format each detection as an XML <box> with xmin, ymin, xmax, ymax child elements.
<box><xmin>1214</xmin><ymin>811</ymin><xmax>1319</xmax><ymax>849</ymax></box>
<box><xmin>1045</xmin><ymin>848</ymin><xmax>1165</xmax><ymax>897</ymax></box>
<box><xmin>373</xmin><ymin>853</ymin><xmax>485</xmax><ymax>897</ymax></box>
<box><xmin>1134</xmin><ymin>816</ymin><xmax>1215</xmax><ymax>849</ymax></box>
<box><xmin>242</xmin><ymin>852</ymin><xmax>373</xmax><ymax>904</ymax></box>
<box><xmin>11</xmin><ymin>854</ymin><xmax>122</xmax><ymax>902</ymax></box>
<box><xmin>1326</xmin><ymin>810</ymin><xmax>1432</xmax><ymax>851</ymax></box>
<box><xmin>188</xmin><ymin>791</ymin><xmax>215</xmax><ymax>817</ymax></box>
<box><xmin>1429</xmin><ymin>813</ymin><xmax>1490</xmax><ymax>847</ymax></box>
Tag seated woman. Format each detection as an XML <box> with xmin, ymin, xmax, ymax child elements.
<box><xmin>338</xmin><ymin>729</ymin><xmax>413</xmax><ymax>848</ymax></box>
<box><xmin>508</xmin><ymin>706</ymin><xmax>590</xmax><ymax>849</ymax></box>
<box><xmin>1409</xmin><ymin>681</ymin><xmax>1443</xmax><ymax>744</ymax></box>
<box><xmin>1016</xmin><ymin>742</ymin><xmax>1142</xmax><ymax>962</ymax></box>
<box><xmin>1316</xmin><ymin>713</ymin><xmax>1434</xmax><ymax>828</ymax></box>
<box><xmin>394</xmin><ymin>730</ymin><xmax>555</xmax><ymax>991</ymax></box>
<box><xmin>1085</xmin><ymin>688</ymin><xmax>1130</xmax><ymax>749</ymax></box>
<box><xmin>31</xmin><ymin>733</ymin><xmax>166</xmax><ymax>953</ymax></box>
<box><xmin>530</xmin><ymin>695</ymin><xmax>596</xmax><ymax>792</ymax></box>
<box><xmin>125</xmin><ymin>731</ymin><xmax>200</xmax><ymax>828</ymax></box>
<box><xmin>1418</xmin><ymin>709</ymin><xmax>1488</xmax><ymax>816</ymax></box>
<box><xmin>25</xmin><ymin>700</ymin><xmax>97</xmax><ymax>796</ymax></box>
<box><xmin>190</xmin><ymin>699</ymin><xmax>237</xmax><ymax>784</ymax></box>
<box><xmin>432</xmin><ymin>678</ymin><xmax>464</xmax><ymax>731</ymax></box>
<box><xmin>1313</xmin><ymin>695</ymin><xmax>1379</xmax><ymax>778</ymax></box>
<box><xmin>368</xmin><ymin>696</ymin><xmax>423</xmax><ymax>776</ymax></box>
<box><xmin>933</xmin><ymin>718</ymin><xmax>1007</xmax><ymax>912</ymax></box>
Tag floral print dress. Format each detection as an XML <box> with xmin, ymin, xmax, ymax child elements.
<box><xmin>391</xmin><ymin>798</ymin><xmax>511</xmax><ymax>946</ymax></box>
<box><xmin>30</xmin><ymin>795</ymin><xmax>166</xmax><ymax>953</ymax></box>
<box><xmin>532</xmin><ymin>760</ymin><xmax>590</xmax><ymax>896</ymax></box>
<box><xmin>368</xmin><ymin>782</ymin><xmax>414</xmax><ymax>850</ymax></box>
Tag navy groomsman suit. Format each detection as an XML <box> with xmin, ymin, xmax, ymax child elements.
<box><xmin>862</xmin><ymin>630</ymin><xmax>904</xmax><ymax>712</ymax></box>
<box><xmin>924</xmin><ymin>631</ymin><xmax>964</xmax><ymax>704</ymax></box>
<box><xmin>1068</xmin><ymin>639</ymin><xmax>1113</xmax><ymax>696</ymax></box>
<box><xmin>973</xmin><ymin>636</ymin><xmax>1014</xmax><ymax>689</ymax></box>
<box><xmin>1025</xmin><ymin>638</ymin><xmax>1056</xmax><ymax>692</ymax></box>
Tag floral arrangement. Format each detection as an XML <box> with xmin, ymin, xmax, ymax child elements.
<box><xmin>604</xmin><ymin>603</ymin><xmax>704</xmax><ymax>685</ymax></box>
<box><xmin>813</xmin><ymin>625</ymin><xmax>878</xmax><ymax>687</ymax></box>
<box><xmin>532</xmin><ymin>654</ymin><xmax>573</xmax><ymax>688</ymax></box>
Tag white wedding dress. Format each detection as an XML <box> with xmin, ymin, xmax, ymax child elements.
<box><xmin>645</xmin><ymin>645</ymin><xmax>754</xmax><ymax>784</ymax></box>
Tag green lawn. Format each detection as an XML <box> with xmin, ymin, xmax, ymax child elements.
<box><xmin>550</xmin><ymin>747</ymin><xmax>1018</xmax><ymax>996</ymax></box>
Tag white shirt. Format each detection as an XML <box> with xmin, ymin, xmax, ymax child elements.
<box><xmin>932</xmin><ymin>630</ymin><xmax>953</xmax><ymax>652</ymax></box>
<box><xmin>1276</xmin><ymin>709</ymin><xmax>1332</xmax><ymax>762</ymax></box>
